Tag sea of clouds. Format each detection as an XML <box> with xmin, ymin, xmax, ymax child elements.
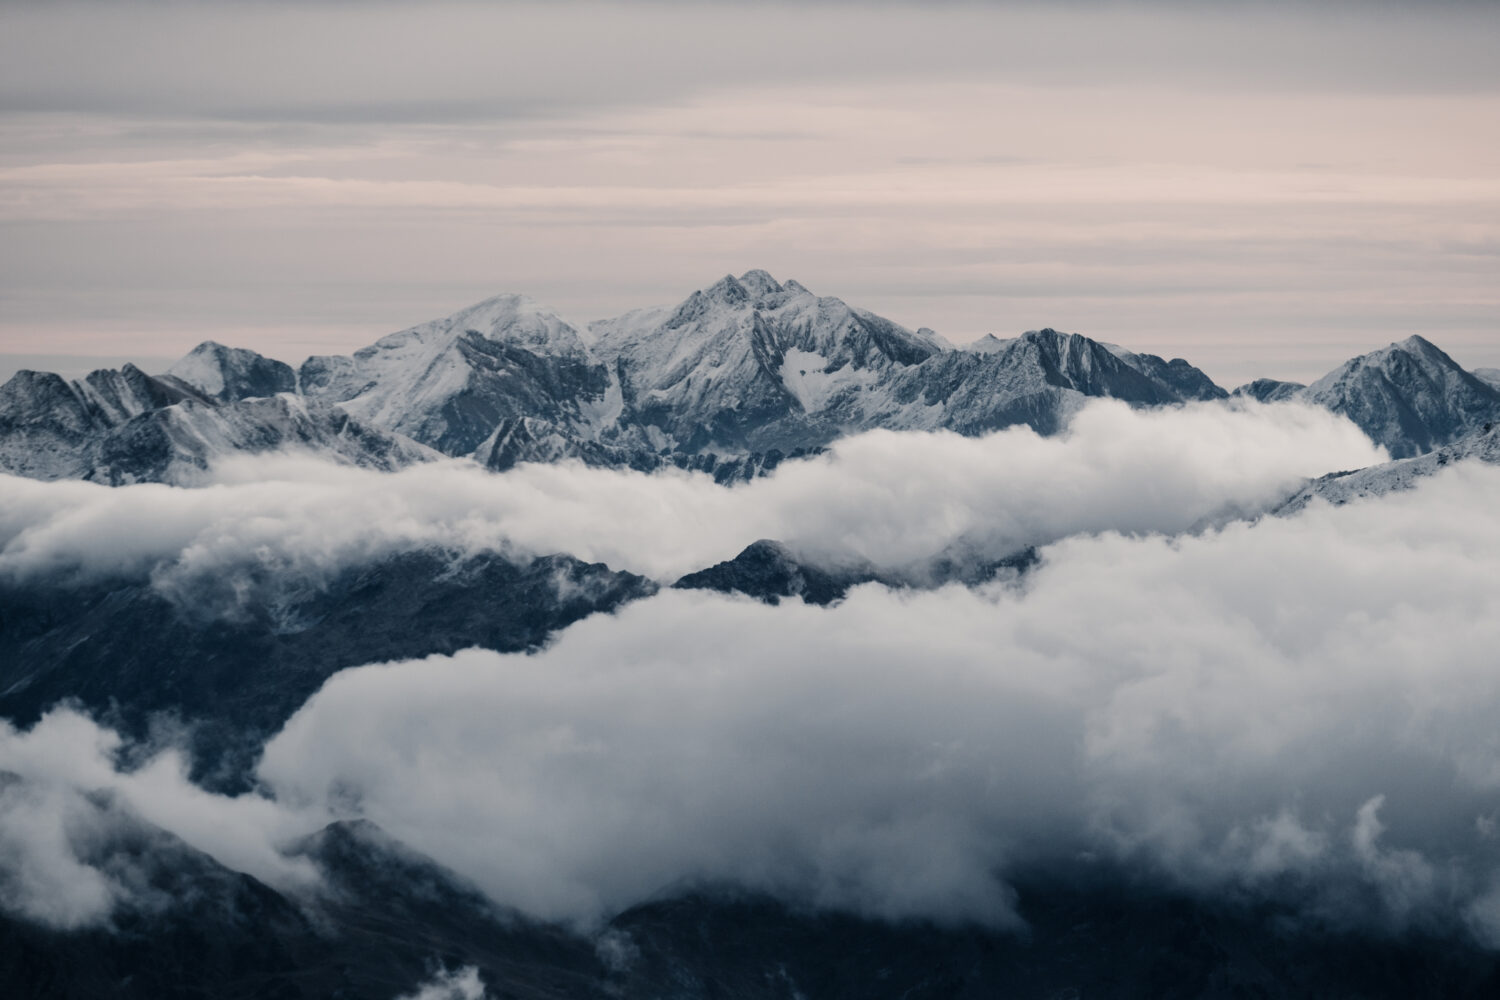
<box><xmin>0</xmin><ymin>398</ymin><xmax>1381</xmax><ymax>592</ymax></box>
<box><xmin>5</xmin><ymin>399</ymin><xmax>1499</xmax><ymax>948</ymax></box>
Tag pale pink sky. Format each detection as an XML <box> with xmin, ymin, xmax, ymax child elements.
<box><xmin>2</xmin><ymin>1</ymin><xmax>1498</xmax><ymax>388</ymax></box>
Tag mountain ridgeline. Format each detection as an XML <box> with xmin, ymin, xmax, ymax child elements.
<box><xmin>12</xmin><ymin>269</ymin><xmax>1492</xmax><ymax>485</ymax></box>
<box><xmin>5</xmin><ymin>274</ymin><xmax>1500</xmax><ymax>999</ymax></box>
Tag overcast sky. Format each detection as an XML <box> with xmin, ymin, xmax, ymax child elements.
<box><xmin>1</xmin><ymin>0</ymin><xmax>1497</xmax><ymax>387</ymax></box>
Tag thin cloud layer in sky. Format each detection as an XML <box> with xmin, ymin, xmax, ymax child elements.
<box><xmin>0</xmin><ymin>1</ymin><xmax>1497</xmax><ymax>387</ymax></box>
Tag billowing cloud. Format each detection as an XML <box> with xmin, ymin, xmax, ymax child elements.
<box><xmin>0</xmin><ymin>399</ymin><xmax>1384</xmax><ymax>600</ymax></box>
<box><xmin>254</xmin><ymin>464</ymin><xmax>1500</xmax><ymax>932</ymax></box>
<box><xmin>4</xmin><ymin>456</ymin><xmax>1499</xmax><ymax>943</ymax></box>
<box><xmin>0</xmin><ymin>710</ymin><xmax>319</xmax><ymax>928</ymax></box>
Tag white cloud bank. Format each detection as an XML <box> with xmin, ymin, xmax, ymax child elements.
<box><xmin>0</xmin><ymin>399</ymin><xmax>1384</xmax><ymax>598</ymax></box>
<box><xmin>0</xmin><ymin>711</ymin><xmax>319</xmax><ymax>929</ymax></box>
<box><xmin>4</xmin><ymin>455</ymin><xmax>1499</xmax><ymax>942</ymax></box>
<box><xmin>251</xmin><ymin>463</ymin><xmax>1500</xmax><ymax>934</ymax></box>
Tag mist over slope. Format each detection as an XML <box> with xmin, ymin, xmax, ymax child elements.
<box><xmin>0</xmin><ymin>398</ymin><xmax>1384</xmax><ymax>791</ymax></box>
<box><xmin>1</xmin><ymin>462</ymin><xmax>1498</xmax><ymax>949</ymax></box>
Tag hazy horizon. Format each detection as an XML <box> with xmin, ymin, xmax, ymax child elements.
<box><xmin>0</xmin><ymin>268</ymin><xmax>1496</xmax><ymax>391</ymax></box>
<box><xmin>2</xmin><ymin>0</ymin><xmax>1498</xmax><ymax>388</ymax></box>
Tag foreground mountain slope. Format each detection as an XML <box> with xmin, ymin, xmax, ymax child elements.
<box><xmin>5</xmin><ymin>814</ymin><xmax>1498</xmax><ymax>1000</ymax></box>
<box><xmin>0</xmin><ymin>549</ymin><xmax>654</xmax><ymax>789</ymax></box>
<box><xmin>0</xmin><ymin>814</ymin><xmax>614</xmax><ymax>1000</ymax></box>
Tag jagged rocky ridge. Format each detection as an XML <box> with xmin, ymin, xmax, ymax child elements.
<box><xmin>1</xmin><ymin>270</ymin><xmax>1274</xmax><ymax>485</ymax></box>
<box><xmin>4</xmin><ymin>272</ymin><xmax>1497</xmax><ymax>484</ymax></box>
<box><xmin>0</xmin><ymin>353</ymin><xmax>435</xmax><ymax>485</ymax></box>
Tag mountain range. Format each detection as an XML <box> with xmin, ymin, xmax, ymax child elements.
<box><xmin>7</xmin><ymin>270</ymin><xmax>1496</xmax><ymax>485</ymax></box>
<box><xmin>5</xmin><ymin>272</ymin><xmax>1500</xmax><ymax>999</ymax></box>
<box><xmin>6</xmin><ymin>270</ymin><xmax>1496</xmax><ymax>800</ymax></box>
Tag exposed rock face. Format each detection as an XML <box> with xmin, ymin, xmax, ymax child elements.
<box><xmin>673</xmin><ymin>539</ymin><xmax>881</xmax><ymax>606</ymax></box>
<box><xmin>1297</xmin><ymin>335</ymin><xmax>1500</xmax><ymax>458</ymax></box>
<box><xmin>1101</xmin><ymin>342</ymin><xmax>1229</xmax><ymax>401</ymax></box>
<box><xmin>261</xmin><ymin>271</ymin><xmax>1240</xmax><ymax>472</ymax></box>
<box><xmin>7</xmin><ymin>274</ymin><xmax>1499</xmax><ymax>485</ymax></box>
<box><xmin>299</xmin><ymin>293</ymin><xmax>619</xmax><ymax>459</ymax></box>
<box><xmin>673</xmin><ymin>538</ymin><xmax>1040</xmax><ymax>605</ymax></box>
<box><xmin>0</xmin><ymin>364</ymin><xmax>211</xmax><ymax>479</ymax></box>
<box><xmin>165</xmin><ymin>340</ymin><xmax>297</xmax><ymax>402</ymax></box>
<box><xmin>1232</xmin><ymin>377</ymin><xmax>1306</xmax><ymax>403</ymax></box>
<box><xmin>588</xmin><ymin>270</ymin><xmax>947</xmax><ymax>456</ymax></box>
<box><xmin>0</xmin><ymin>360</ymin><xmax>435</xmax><ymax>485</ymax></box>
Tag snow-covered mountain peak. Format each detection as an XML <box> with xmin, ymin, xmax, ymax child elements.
<box><xmin>944</xmin><ymin>327</ymin><xmax>1226</xmax><ymax>405</ymax></box>
<box><xmin>1306</xmin><ymin>333</ymin><xmax>1477</xmax><ymax>397</ymax></box>
<box><xmin>164</xmin><ymin>341</ymin><xmax>296</xmax><ymax>403</ymax></box>
<box><xmin>1020</xmin><ymin>327</ymin><xmax>1076</xmax><ymax>346</ymax></box>
<box><xmin>596</xmin><ymin>270</ymin><xmax>937</xmax><ymax>372</ymax></box>
<box><xmin>361</xmin><ymin>293</ymin><xmax>589</xmax><ymax>362</ymax></box>
<box><xmin>968</xmin><ymin>334</ymin><xmax>1013</xmax><ymax>354</ymax></box>
<box><xmin>702</xmin><ymin>273</ymin><xmax>752</xmax><ymax>306</ymax></box>
<box><xmin>914</xmin><ymin>327</ymin><xmax>953</xmax><ymax>351</ymax></box>
<box><xmin>1308</xmin><ymin>334</ymin><xmax>1459</xmax><ymax>390</ymax></box>
<box><xmin>1232</xmin><ymin>378</ymin><xmax>1305</xmax><ymax>403</ymax></box>
<box><xmin>699</xmin><ymin>269</ymin><xmax>792</xmax><ymax>302</ymax></box>
<box><xmin>296</xmin><ymin>291</ymin><xmax>611</xmax><ymax>459</ymax></box>
<box><xmin>660</xmin><ymin>271</ymin><xmax>809</xmax><ymax>330</ymax></box>
<box><xmin>166</xmin><ymin>341</ymin><xmax>233</xmax><ymax>396</ymax></box>
<box><xmin>1391</xmin><ymin>333</ymin><xmax>1443</xmax><ymax>357</ymax></box>
<box><xmin>1013</xmin><ymin>328</ymin><xmax>1120</xmax><ymax>368</ymax></box>
<box><xmin>737</xmin><ymin>269</ymin><xmax>786</xmax><ymax>297</ymax></box>
<box><xmin>581</xmin><ymin>271</ymin><xmax>948</xmax><ymax>454</ymax></box>
<box><xmin>1301</xmin><ymin>332</ymin><xmax>1500</xmax><ymax>458</ymax></box>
